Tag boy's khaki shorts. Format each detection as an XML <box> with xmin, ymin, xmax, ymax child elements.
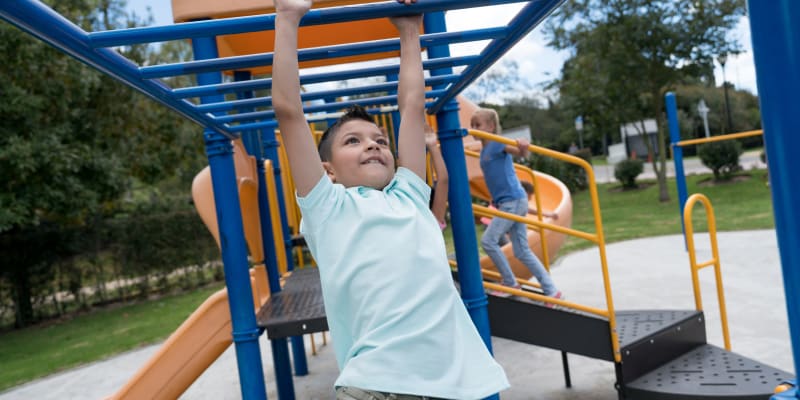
<box><xmin>335</xmin><ymin>386</ymin><xmax>447</xmax><ymax>400</ymax></box>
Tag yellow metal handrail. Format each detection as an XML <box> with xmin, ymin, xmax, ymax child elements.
<box><xmin>683</xmin><ymin>193</ymin><xmax>731</xmax><ymax>351</ymax></box>
<box><xmin>466</xmin><ymin>129</ymin><xmax>622</xmax><ymax>361</ymax></box>
<box><xmin>676</xmin><ymin>129</ymin><xmax>763</xmax><ymax>147</ymax></box>
<box><xmin>465</xmin><ymin>149</ymin><xmax>554</xmax><ymax>269</ymax></box>
<box><xmin>264</xmin><ymin>160</ymin><xmax>290</xmax><ymax>275</ymax></box>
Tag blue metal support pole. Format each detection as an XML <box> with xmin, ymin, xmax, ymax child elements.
<box><xmin>260</xmin><ymin>127</ymin><xmax>298</xmax><ymax>398</ymax></box>
<box><xmin>386</xmin><ymin>73</ymin><xmax>401</xmax><ymax>150</ymax></box>
<box><xmin>234</xmin><ymin>72</ymin><xmax>297</xmax><ymax>400</ymax></box>
<box><xmin>748</xmin><ymin>1</ymin><xmax>800</xmax><ymax>392</ymax></box>
<box><xmin>665</xmin><ymin>93</ymin><xmax>688</xmax><ymax>248</ymax></box>
<box><xmin>259</xmin><ymin>125</ymin><xmax>309</xmax><ymax>377</ymax></box>
<box><xmin>233</xmin><ymin>71</ymin><xmax>261</xmax><ymax>154</ymax></box>
<box><xmin>424</xmin><ymin>11</ymin><xmax>498</xmax><ymax>400</ymax></box>
<box><xmin>193</xmin><ymin>36</ymin><xmax>267</xmax><ymax>400</ymax></box>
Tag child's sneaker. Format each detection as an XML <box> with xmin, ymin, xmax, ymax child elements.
<box><xmin>487</xmin><ymin>283</ymin><xmax>521</xmax><ymax>298</ymax></box>
<box><xmin>546</xmin><ymin>291</ymin><xmax>564</xmax><ymax>309</ymax></box>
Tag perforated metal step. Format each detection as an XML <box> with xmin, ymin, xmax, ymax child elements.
<box><xmin>624</xmin><ymin>344</ymin><xmax>793</xmax><ymax>400</ymax></box>
<box><xmin>617</xmin><ymin>310</ymin><xmax>702</xmax><ymax>348</ymax></box>
<box><xmin>256</xmin><ymin>268</ymin><xmax>328</xmax><ymax>339</ymax></box>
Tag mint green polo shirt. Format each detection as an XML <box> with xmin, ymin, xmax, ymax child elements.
<box><xmin>297</xmin><ymin>168</ymin><xmax>509</xmax><ymax>399</ymax></box>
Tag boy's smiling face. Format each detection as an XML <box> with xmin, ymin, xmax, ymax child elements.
<box><xmin>323</xmin><ymin>119</ymin><xmax>396</xmax><ymax>190</ymax></box>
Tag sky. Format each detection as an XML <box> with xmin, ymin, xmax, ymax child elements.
<box><xmin>125</xmin><ymin>0</ymin><xmax>758</xmax><ymax>102</ymax></box>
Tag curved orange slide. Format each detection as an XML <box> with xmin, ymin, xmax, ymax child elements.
<box><xmin>106</xmin><ymin>289</ymin><xmax>232</xmax><ymax>400</ymax></box>
<box><xmin>456</xmin><ymin>97</ymin><xmax>573</xmax><ymax>280</ymax></box>
<box><xmin>107</xmin><ymin>140</ymin><xmax>271</xmax><ymax>400</ymax></box>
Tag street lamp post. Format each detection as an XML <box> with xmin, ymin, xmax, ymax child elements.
<box><xmin>697</xmin><ymin>99</ymin><xmax>711</xmax><ymax>138</ymax></box>
<box><xmin>717</xmin><ymin>53</ymin><xmax>734</xmax><ymax>134</ymax></box>
<box><xmin>575</xmin><ymin>116</ymin><xmax>584</xmax><ymax>149</ymax></box>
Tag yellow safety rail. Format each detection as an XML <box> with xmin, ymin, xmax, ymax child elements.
<box><xmin>676</xmin><ymin>129</ymin><xmax>763</xmax><ymax>147</ymax></box>
<box><xmin>448</xmin><ymin>259</ymin><xmax>607</xmax><ymax>317</ymax></box>
<box><xmin>264</xmin><ymin>160</ymin><xmax>290</xmax><ymax>275</ymax></box>
<box><xmin>683</xmin><ymin>193</ymin><xmax>732</xmax><ymax>351</ymax></box>
<box><xmin>465</xmin><ymin>149</ymin><xmax>554</xmax><ymax>269</ymax></box>
<box><xmin>465</xmin><ymin>128</ymin><xmax>623</xmax><ymax>362</ymax></box>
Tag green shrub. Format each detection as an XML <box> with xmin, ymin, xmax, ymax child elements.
<box><xmin>522</xmin><ymin>149</ymin><xmax>591</xmax><ymax>193</ymax></box>
<box><xmin>614</xmin><ymin>159</ymin><xmax>644</xmax><ymax>189</ymax></box>
<box><xmin>698</xmin><ymin>140</ymin><xmax>742</xmax><ymax>180</ymax></box>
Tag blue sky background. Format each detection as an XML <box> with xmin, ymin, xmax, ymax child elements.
<box><xmin>125</xmin><ymin>0</ymin><xmax>758</xmax><ymax>100</ymax></box>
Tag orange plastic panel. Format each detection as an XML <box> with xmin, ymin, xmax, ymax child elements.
<box><xmin>172</xmin><ymin>0</ymin><xmax>411</xmax><ymax>74</ymax></box>
<box><xmin>106</xmin><ymin>289</ymin><xmax>234</xmax><ymax>400</ymax></box>
<box><xmin>190</xmin><ymin>139</ymin><xmax>263</xmax><ymax>261</ymax></box>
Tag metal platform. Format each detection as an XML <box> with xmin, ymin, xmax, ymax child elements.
<box><xmin>256</xmin><ymin>268</ymin><xmax>328</xmax><ymax>339</ymax></box>
<box><xmin>617</xmin><ymin>310</ymin><xmax>708</xmax><ymax>384</ymax></box>
<box><xmin>487</xmin><ymin>292</ymin><xmax>794</xmax><ymax>399</ymax></box>
<box><xmin>624</xmin><ymin>344</ymin><xmax>792</xmax><ymax>400</ymax></box>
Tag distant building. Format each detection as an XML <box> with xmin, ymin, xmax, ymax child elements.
<box><xmin>502</xmin><ymin>126</ymin><xmax>532</xmax><ymax>142</ymax></box>
<box><xmin>619</xmin><ymin>119</ymin><xmax>660</xmax><ymax>161</ymax></box>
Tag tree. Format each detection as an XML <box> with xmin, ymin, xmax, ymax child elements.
<box><xmin>465</xmin><ymin>60</ymin><xmax>531</xmax><ymax>104</ymax></box>
<box><xmin>0</xmin><ymin>0</ymin><xmax>203</xmax><ymax>326</ymax></box>
<box><xmin>546</xmin><ymin>0</ymin><xmax>746</xmax><ymax>201</ymax></box>
<box><xmin>673</xmin><ymin>83</ymin><xmax>762</xmax><ymax>154</ymax></box>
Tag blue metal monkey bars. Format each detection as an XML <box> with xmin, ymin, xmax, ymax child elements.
<box><xmin>0</xmin><ymin>1</ymin><xmax>565</xmax><ymax>399</ymax></box>
<box><xmin>3</xmin><ymin>0</ymin><xmax>799</xmax><ymax>399</ymax></box>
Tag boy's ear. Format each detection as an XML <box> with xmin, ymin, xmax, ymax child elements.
<box><xmin>322</xmin><ymin>161</ymin><xmax>337</xmax><ymax>182</ymax></box>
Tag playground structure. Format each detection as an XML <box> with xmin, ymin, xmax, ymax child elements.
<box><xmin>1</xmin><ymin>1</ymin><xmax>799</xmax><ymax>400</ymax></box>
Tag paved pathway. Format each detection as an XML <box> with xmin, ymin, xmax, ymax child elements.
<box><xmin>1</xmin><ymin>230</ymin><xmax>792</xmax><ymax>400</ymax></box>
<box><xmin>592</xmin><ymin>150</ymin><xmax>765</xmax><ymax>184</ymax></box>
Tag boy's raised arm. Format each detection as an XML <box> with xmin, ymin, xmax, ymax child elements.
<box><xmin>391</xmin><ymin>6</ymin><xmax>426</xmax><ymax>180</ymax></box>
<box><xmin>272</xmin><ymin>0</ymin><xmax>325</xmax><ymax>196</ymax></box>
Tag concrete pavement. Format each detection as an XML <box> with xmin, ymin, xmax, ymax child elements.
<box><xmin>0</xmin><ymin>230</ymin><xmax>793</xmax><ymax>400</ymax></box>
<box><xmin>592</xmin><ymin>150</ymin><xmax>766</xmax><ymax>184</ymax></box>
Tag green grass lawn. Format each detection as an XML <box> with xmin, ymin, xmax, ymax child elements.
<box><xmin>0</xmin><ymin>170</ymin><xmax>774</xmax><ymax>392</ymax></box>
<box><xmin>559</xmin><ymin>170</ymin><xmax>774</xmax><ymax>254</ymax></box>
<box><xmin>0</xmin><ymin>284</ymin><xmax>223</xmax><ymax>392</ymax></box>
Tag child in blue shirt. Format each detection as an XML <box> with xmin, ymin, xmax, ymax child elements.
<box><xmin>472</xmin><ymin>108</ymin><xmax>563</xmax><ymax>302</ymax></box>
<box><xmin>272</xmin><ymin>1</ymin><xmax>509</xmax><ymax>398</ymax></box>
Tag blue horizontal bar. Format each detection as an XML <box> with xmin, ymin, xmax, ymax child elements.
<box><xmin>217</xmin><ymin>89</ymin><xmax>446</xmax><ymax>124</ymax></box>
<box><xmin>141</xmin><ymin>27</ymin><xmax>506</xmax><ymax>79</ymax></box>
<box><xmin>88</xmin><ymin>0</ymin><xmax>530</xmax><ymax>48</ymax></box>
<box><xmin>172</xmin><ymin>55</ymin><xmax>478</xmax><ymax>99</ymax></box>
<box><xmin>227</xmin><ymin>120</ymin><xmax>279</xmax><ymax>133</ymax></box>
<box><xmin>0</xmin><ymin>0</ymin><xmax>235</xmax><ymax>138</ymax></box>
<box><xmin>429</xmin><ymin>0</ymin><xmax>566</xmax><ymax>114</ymax></box>
<box><xmin>197</xmin><ymin>74</ymin><xmax>458</xmax><ymax>114</ymax></box>
<box><xmin>226</xmin><ymin>103</ymin><xmax>406</xmax><ymax>134</ymax></box>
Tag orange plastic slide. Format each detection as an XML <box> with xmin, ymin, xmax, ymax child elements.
<box><xmin>106</xmin><ymin>288</ymin><xmax>232</xmax><ymax>400</ymax></box>
<box><xmin>107</xmin><ymin>140</ymin><xmax>272</xmax><ymax>399</ymax></box>
<box><xmin>456</xmin><ymin>97</ymin><xmax>573</xmax><ymax>280</ymax></box>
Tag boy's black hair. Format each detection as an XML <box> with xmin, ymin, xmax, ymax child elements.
<box><xmin>318</xmin><ymin>105</ymin><xmax>375</xmax><ymax>162</ymax></box>
<box><xmin>520</xmin><ymin>180</ymin><xmax>534</xmax><ymax>196</ymax></box>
